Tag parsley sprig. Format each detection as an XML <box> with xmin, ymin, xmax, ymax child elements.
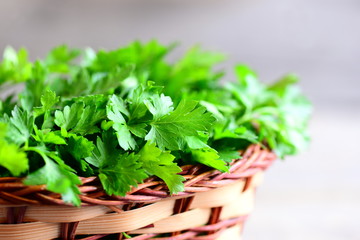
<box><xmin>0</xmin><ymin>41</ymin><xmax>311</xmax><ymax>205</ymax></box>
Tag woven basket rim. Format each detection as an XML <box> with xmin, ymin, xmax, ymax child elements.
<box><xmin>0</xmin><ymin>144</ymin><xmax>276</xmax><ymax>240</ymax></box>
<box><xmin>0</xmin><ymin>144</ymin><xmax>276</xmax><ymax>207</ymax></box>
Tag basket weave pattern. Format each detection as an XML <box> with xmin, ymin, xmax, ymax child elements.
<box><xmin>0</xmin><ymin>144</ymin><xmax>276</xmax><ymax>240</ymax></box>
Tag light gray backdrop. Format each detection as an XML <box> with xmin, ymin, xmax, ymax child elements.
<box><xmin>0</xmin><ymin>1</ymin><xmax>359</xmax><ymax>239</ymax></box>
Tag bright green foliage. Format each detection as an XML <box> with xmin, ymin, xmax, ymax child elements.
<box><xmin>32</xmin><ymin>126</ymin><xmax>66</xmax><ymax>145</ymax></box>
<box><xmin>126</xmin><ymin>83</ymin><xmax>163</xmax><ymax>123</ymax></box>
<box><xmin>86</xmin><ymin>131</ymin><xmax>147</xmax><ymax>196</ymax></box>
<box><xmin>218</xmin><ymin>149</ymin><xmax>241</xmax><ymax>163</ymax></box>
<box><xmin>85</xmin><ymin>131</ymin><xmax>119</xmax><ymax>168</ymax></box>
<box><xmin>24</xmin><ymin>147</ymin><xmax>81</xmax><ymax>206</ymax></box>
<box><xmin>225</xmin><ymin>67</ymin><xmax>311</xmax><ymax>158</ymax></box>
<box><xmin>55</xmin><ymin>103</ymin><xmax>83</xmax><ymax>132</ymax></box>
<box><xmin>1</xmin><ymin>106</ymin><xmax>34</xmax><ymax>145</ymax></box>
<box><xmin>45</xmin><ymin>45</ymin><xmax>81</xmax><ymax>73</ymax></box>
<box><xmin>161</xmin><ymin>47</ymin><xmax>225</xmax><ymax>100</ymax></box>
<box><xmin>122</xmin><ymin>232</ymin><xmax>132</xmax><ymax>239</ymax></box>
<box><xmin>67</xmin><ymin>135</ymin><xmax>95</xmax><ymax>161</ymax></box>
<box><xmin>54</xmin><ymin>99</ymin><xmax>106</xmax><ymax>136</ymax></box>
<box><xmin>185</xmin><ymin>136</ymin><xmax>210</xmax><ymax>149</ymax></box>
<box><xmin>146</xmin><ymin>99</ymin><xmax>216</xmax><ymax>150</ymax></box>
<box><xmin>34</xmin><ymin>90</ymin><xmax>60</xmax><ymax>129</ymax></box>
<box><xmin>191</xmin><ymin>148</ymin><xmax>229</xmax><ymax>172</ymax></box>
<box><xmin>0</xmin><ymin>140</ymin><xmax>28</xmax><ymax>176</ymax></box>
<box><xmin>139</xmin><ymin>143</ymin><xmax>185</xmax><ymax>194</ymax></box>
<box><xmin>106</xmin><ymin>95</ymin><xmax>137</xmax><ymax>150</ymax></box>
<box><xmin>99</xmin><ymin>152</ymin><xmax>148</xmax><ymax>196</ymax></box>
<box><xmin>39</xmin><ymin>90</ymin><xmax>59</xmax><ymax>113</ymax></box>
<box><xmin>0</xmin><ymin>42</ymin><xmax>311</xmax><ymax>205</ymax></box>
<box><xmin>144</xmin><ymin>94</ymin><xmax>174</xmax><ymax>119</ymax></box>
<box><xmin>0</xmin><ymin>47</ymin><xmax>33</xmax><ymax>85</ymax></box>
<box><xmin>18</xmin><ymin>61</ymin><xmax>47</xmax><ymax>111</ymax></box>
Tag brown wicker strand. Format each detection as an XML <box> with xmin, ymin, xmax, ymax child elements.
<box><xmin>0</xmin><ymin>144</ymin><xmax>276</xmax><ymax>240</ymax></box>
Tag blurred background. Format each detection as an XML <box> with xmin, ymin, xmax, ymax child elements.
<box><xmin>0</xmin><ymin>0</ymin><xmax>359</xmax><ymax>239</ymax></box>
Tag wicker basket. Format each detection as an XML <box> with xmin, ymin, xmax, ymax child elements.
<box><xmin>0</xmin><ymin>144</ymin><xmax>276</xmax><ymax>240</ymax></box>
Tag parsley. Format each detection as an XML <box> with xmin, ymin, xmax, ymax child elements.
<box><xmin>99</xmin><ymin>152</ymin><xmax>147</xmax><ymax>196</ymax></box>
<box><xmin>139</xmin><ymin>143</ymin><xmax>185</xmax><ymax>194</ymax></box>
<box><xmin>24</xmin><ymin>146</ymin><xmax>81</xmax><ymax>206</ymax></box>
<box><xmin>146</xmin><ymin>99</ymin><xmax>215</xmax><ymax>150</ymax></box>
<box><xmin>191</xmin><ymin>148</ymin><xmax>229</xmax><ymax>172</ymax></box>
<box><xmin>106</xmin><ymin>95</ymin><xmax>137</xmax><ymax>150</ymax></box>
<box><xmin>0</xmin><ymin>140</ymin><xmax>29</xmax><ymax>176</ymax></box>
<box><xmin>0</xmin><ymin>42</ymin><xmax>311</xmax><ymax>205</ymax></box>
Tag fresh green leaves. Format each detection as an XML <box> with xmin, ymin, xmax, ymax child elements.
<box><xmin>144</xmin><ymin>94</ymin><xmax>173</xmax><ymax>119</ymax></box>
<box><xmin>191</xmin><ymin>148</ymin><xmax>228</xmax><ymax>172</ymax></box>
<box><xmin>34</xmin><ymin>90</ymin><xmax>59</xmax><ymax>129</ymax></box>
<box><xmin>1</xmin><ymin>106</ymin><xmax>34</xmax><ymax>145</ymax></box>
<box><xmin>32</xmin><ymin>126</ymin><xmax>66</xmax><ymax>145</ymax></box>
<box><xmin>139</xmin><ymin>143</ymin><xmax>185</xmax><ymax>194</ymax></box>
<box><xmin>54</xmin><ymin>99</ymin><xmax>106</xmax><ymax>136</ymax></box>
<box><xmin>24</xmin><ymin>147</ymin><xmax>81</xmax><ymax>206</ymax></box>
<box><xmin>55</xmin><ymin>103</ymin><xmax>83</xmax><ymax>132</ymax></box>
<box><xmin>0</xmin><ymin>140</ymin><xmax>28</xmax><ymax>176</ymax></box>
<box><xmin>0</xmin><ymin>47</ymin><xmax>32</xmax><ymax>85</ymax></box>
<box><xmin>106</xmin><ymin>95</ymin><xmax>136</xmax><ymax>150</ymax></box>
<box><xmin>85</xmin><ymin>131</ymin><xmax>119</xmax><ymax>168</ymax></box>
<box><xmin>219</xmin><ymin>66</ymin><xmax>312</xmax><ymax>158</ymax></box>
<box><xmin>99</xmin><ymin>152</ymin><xmax>147</xmax><ymax>196</ymax></box>
<box><xmin>146</xmin><ymin>99</ymin><xmax>216</xmax><ymax>150</ymax></box>
<box><xmin>0</xmin><ymin>42</ymin><xmax>311</xmax><ymax>205</ymax></box>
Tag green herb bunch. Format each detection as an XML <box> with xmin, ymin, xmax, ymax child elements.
<box><xmin>0</xmin><ymin>41</ymin><xmax>311</xmax><ymax>205</ymax></box>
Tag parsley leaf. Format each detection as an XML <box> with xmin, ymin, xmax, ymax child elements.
<box><xmin>55</xmin><ymin>98</ymin><xmax>106</xmax><ymax>136</ymax></box>
<box><xmin>0</xmin><ymin>42</ymin><xmax>311</xmax><ymax>204</ymax></box>
<box><xmin>64</xmin><ymin>134</ymin><xmax>95</xmax><ymax>174</ymax></box>
<box><xmin>146</xmin><ymin>99</ymin><xmax>215</xmax><ymax>150</ymax></box>
<box><xmin>32</xmin><ymin>126</ymin><xmax>66</xmax><ymax>145</ymax></box>
<box><xmin>144</xmin><ymin>93</ymin><xmax>174</xmax><ymax>119</ymax></box>
<box><xmin>191</xmin><ymin>148</ymin><xmax>228</xmax><ymax>172</ymax></box>
<box><xmin>24</xmin><ymin>147</ymin><xmax>81</xmax><ymax>206</ymax></box>
<box><xmin>218</xmin><ymin>149</ymin><xmax>241</xmax><ymax>163</ymax></box>
<box><xmin>106</xmin><ymin>95</ymin><xmax>137</xmax><ymax>150</ymax></box>
<box><xmin>54</xmin><ymin>102</ymin><xmax>84</xmax><ymax>133</ymax></box>
<box><xmin>34</xmin><ymin>90</ymin><xmax>59</xmax><ymax>129</ymax></box>
<box><xmin>0</xmin><ymin>47</ymin><xmax>32</xmax><ymax>85</ymax></box>
<box><xmin>39</xmin><ymin>90</ymin><xmax>59</xmax><ymax>113</ymax></box>
<box><xmin>19</xmin><ymin>61</ymin><xmax>47</xmax><ymax>111</ymax></box>
<box><xmin>85</xmin><ymin>131</ymin><xmax>119</xmax><ymax>168</ymax></box>
<box><xmin>66</xmin><ymin>135</ymin><xmax>94</xmax><ymax>159</ymax></box>
<box><xmin>0</xmin><ymin>140</ymin><xmax>29</xmax><ymax>176</ymax></box>
<box><xmin>1</xmin><ymin>106</ymin><xmax>34</xmax><ymax>145</ymax></box>
<box><xmin>139</xmin><ymin>142</ymin><xmax>185</xmax><ymax>194</ymax></box>
<box><xmin>99</xmin><ymin>153</ymin><xmax>147</xmax><ymax>196</ymax></box>
<box><xmin>87</xmin><ymin>131</ymin><xmax>148</xmax><ymax>196</ymax></box>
